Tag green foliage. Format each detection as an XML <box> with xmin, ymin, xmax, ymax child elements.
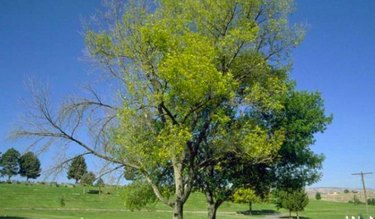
<box><xmin>344</xmin><ymin>189</ymin><xmax>349</xmax><ymax>193</ymax></box>
<box><xmin>315</xmin><ymin>192</ymin><xmax>321</xmax><ymax>200</ymax></box>
<box><xmin>274</xmin><ymin>189</ymin><xmax>309</xmax><ymax>216</ymax></box>
<box><xmin>59</xmin><ymin>197</ymin><xmax>65</xmax><ymax>207</ymax></box>
<box><xmin>368</xmin><ymin>198</ymin><xmax>375</xmax><ymax>205</ymax></box>
<box><xmin>233</xmin><ymin>188</ymin><xmax>260</xmax><ymax>203</ymax></box>
<box><xmin>349</xmin><ymin>195</ymin><xmax>362</xmax><ymax>205</ymax></box>
<box><xmin>269</xmin><ymin>91</ymin><xmax>332</xmax><ymax>190</ymax></box>
<box><xmin>83</xmin><ymin>0</ymin><xmax>330</xmax><ymax>217</ymax></box>
<box><xmin>0</xmin><ymin>148</ymin><xmax>21</xmax><ymax>181</ymax></box>
<box><xmin>233</xmin><ymin>188</ymin><xmax>262</xmax><ymax>211</ymax></box>
<box><xmin>95</xmin><ymin>178</ymin><xmax>105</xmax><ymax>187</ymax></box>
<box><xmin>67</xmin><ymin>156</ymin><xmax>87</xmax><ymax>184</ymax></box>
<box><xmin>80</xmin><ymin>172</ymin><xmax>96</xmax><ymax>186</ymax></box>
<box><xmin>121</xmin><ymin>181</ymin><xmax>157</xmax><ymax>211</ymax></box>
<box><xmin>19</xmin><ymin>152</ymin><xmax>41</xmax><ymax>181</ymax></box>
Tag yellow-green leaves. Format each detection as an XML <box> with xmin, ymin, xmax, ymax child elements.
<box><xmin>240</xmin><ymin>125</ymin><xmax>284</xmax><ymax>161</ymax></box>
<box><xmin>85</xmin><ymin>31</ymin><xmax>114</xmax><ymax>58</ymax></box>
<box><xmin>233</xmin><ymin>188</ymin><xmax>261</xmax><ymax>204</ymax></box>
<box><xmin>156</xmin><ymin>123</ymin><xmax>192</xmax><ymax>161</ymax></box>
<box><xmin>245</xmin><ymin>76</ymin><xmax>288</xmax><ymax>111</ymax></box>
<box><xmin>158</xmin><ymin>33</ymin><xmax>233</xmax><ymax>108</ymax></box>
<box><xmin>89</xmin><ymin>0</ymin><xmax>299</xmax><ymax>190</ymax></box>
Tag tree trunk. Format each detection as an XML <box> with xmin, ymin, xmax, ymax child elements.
<box><xmin>172</xmin><ymin>160</ymin><xmax>185</xmax><ymax>219</ymax></box>
<box><xmin>206</xmin><ymin>191</ymin><xmax>223</xmax><ymax>219</ymax></box>
<box><xmin>249</xmin><ymin>202</ymin><xmax>253</xmax><ymax>212</ymax></box>
<box><xmin>208</xmin><ymin>202</ymin><xmax>218</xmax><ymax>219</ymax></box>
<box><xmin>289</xmin><ymin>210</ymin><xmax>292</xmax><ymax>219</ymax></box>
<box><xmin>173</xmin><ymin>200</ymin><xmax>183</xmax><ymax>219</ymax></box>
<box><xmin>296</xmin><ymin>211</ymin><xmax>299</xmax><ymax>219</ymax></box>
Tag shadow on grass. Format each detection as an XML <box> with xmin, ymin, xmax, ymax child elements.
<box><xmin>237</xmin><ymin>209</ymin><xmax>277</xmax><ymax>216</ymax></box>
<box><xmin>0</xmin><ymin>217</ymin><xmax>29</xmax><ymax>219</ymax></box>
<box><xmin>87</xmin><ymin>189</ymin><xmax>100</xmax><ymax>194</ymax></box>
<box><xmin>280</xmin><ymin>216</ymin><xmax>310</xmax><ymax>219</ymax></box>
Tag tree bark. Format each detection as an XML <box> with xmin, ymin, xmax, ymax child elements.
<box><xmin>208</xmin><ymin>202</ymin><xmax>218</xmax><ymax>219</ymax></box>
<box><xmin>206</xmin><ymin>191</ymin><xmax>223</xmax><ymax>219</ymax></box>
<box><xmin>249</xmin><ymin>201</ymin><xmax>252</xmax><ymax>212</ymax></box>
<box><xmin>289</xmin><ymin>210</ymin><xmax>292</xmax><ymax>219</ymax></box>
<box><xmin>173</xmin><ymin>200</ymin><xmax>184</xmax><ymax>219</ymax></box>
<box><xmin>172</xmin><ymin>159</ymin><xmax>185</xmax><ymax>219</ymax></box>
<box><xmin>296</xmin><ymin>211</ymin><xmax>299</xmax><ymax>219</ymax></box>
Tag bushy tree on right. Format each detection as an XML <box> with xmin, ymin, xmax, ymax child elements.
<box><xmin>274</xmin><ymin>189</ymin><xmax>309</xmax><ymax>219</ymax></box>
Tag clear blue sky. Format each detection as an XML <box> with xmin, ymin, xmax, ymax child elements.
<box><xmin>1</xmin><ymin>0</ymin><xmax>375</xmax><ymax>188</ymax></box>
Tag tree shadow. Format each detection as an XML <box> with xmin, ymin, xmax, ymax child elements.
<box><xmin>0</xmin><ymin>217</ymin><xmax>29</xmax><ymax>219</ymax></box>
<box><xmin>280</xmin><ymin>216</ymin><xmax>310</xmax><ymax>219</ymax></box>
<box><xmin>237</xmin><ymin>209</ymin><xmax>277</xmax><ymax>216</ymax></box>
<box><xmin>87</xmin><ymin>189</ymin><xmax>100</xmax><ymax>194</ymax></box>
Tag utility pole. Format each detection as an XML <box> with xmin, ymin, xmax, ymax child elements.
<box><xmin>352</xmin><ymin>171</ymin><xmax>373</xmax><ymax>216</ymax></box>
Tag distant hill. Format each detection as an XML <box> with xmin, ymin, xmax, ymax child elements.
<box><xmin>307</xmin><ymin>187</ymin><xmax>375</xmax><ymax>203</ymax></box>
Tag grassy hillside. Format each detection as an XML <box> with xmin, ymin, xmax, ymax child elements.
<box><xmin>1</xmin><ymin>183</ymin><xmax>375</xmax><ymax>219</ymax></box>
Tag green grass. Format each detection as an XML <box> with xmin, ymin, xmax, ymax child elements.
<box><xmin>1</xmin><ymin>183</ymin><xmax>375</xmax><ymax>218</ymax></box>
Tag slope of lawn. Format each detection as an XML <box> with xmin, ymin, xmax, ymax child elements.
<box><xmin>1</xmin><ymin>183</ymin><xmax>375</xmax><ymax>219</ymax></box>
<box><xmin>0</xmin><ymin>183</ymin><xmax>269</xmax><ymax>219</ymax></box>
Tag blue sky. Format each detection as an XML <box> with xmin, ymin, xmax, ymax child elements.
<box><xmin>1</xmin><ymin>0</ymin><xmax>375</xmax><ymax>188</ymax></box>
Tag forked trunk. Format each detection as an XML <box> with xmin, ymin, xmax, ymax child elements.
<box><xmin>206</xmin><ymin>191</ymin><xmax>223</xmax><ymax>219</ymax></box>
<box><xmin>208</xmin><ymin>202</ymin><xmax>218</xmax><ymax>219</ymax></box>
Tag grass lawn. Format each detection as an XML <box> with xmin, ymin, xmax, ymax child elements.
<box><xmin>1</xmin><ymin>183</ymin><xmax>375</xmax><ymax>218</ymax></box>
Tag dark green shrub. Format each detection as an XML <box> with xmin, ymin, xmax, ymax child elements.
<box><xmin>59</xmin><ymin>197</ymin><xmax>65</xmax><ymax>207</ymax></box>
<box><xmin>315</xmin><ymin>192</ymin><xmax>322</xmax><ymax>200</ymax></box>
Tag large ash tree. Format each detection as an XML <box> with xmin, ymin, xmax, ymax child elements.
<box><xmin>12</xmin><ymin>1</ymin><xmax>331</xmax><ymax>219</ymax></box>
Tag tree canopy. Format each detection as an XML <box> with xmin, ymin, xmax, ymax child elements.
<box><xmin>67</xmin><ymin>156</ymin><xmax>87</xmax><ymax>184</ymax></box>
<box><xmin>0</xmin><ymin>148</ymin><xmax>20</xmax><ymax>181</ymax></box>
<box><xmin>274</xmin><ymin>189</ymin><xmax>309</xmax><ymax>219</ymax></box>
<box><xmin>13</xmin><ymin>1</ymin><xmax>331</xmax><ymax>219</ymax></box>
<box><xmin>233</xmin><ymin>188</ymin><xmax>262</xmax><ymax>212</ymax></box>
<box><xmin>19</xmin><ymin>151</ymin><xmax>41</xmax><ymax>181</ymax></box>
<box><xmin>80</xmin><ymin>171</ymin><xmax>96</xmax><ymax>186</ymax></box>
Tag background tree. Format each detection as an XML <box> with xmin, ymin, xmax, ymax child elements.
<box><xmin>233</xmin><ymin>188</ymin><xmax>262</xmax><ymax>213</ymax></box>
<box><xmin>0</xmin><ymin>152</ymin><xmax>2</xmax><ymax>174</ymax></box>
<box><xmin>0</xmin><ymin>148</ymin><xmax>20</xmax><ymax>181</ymax></box>
<box><xmin>80</xmin><ymin>171</ymin><xmax>96</xmax><ymax>186</ymax></box>
<box><xmin>274</xmin><ymin>189</ymin><xmax>309</xmax><ymax>219</ymax></box>
<box><xmin>315</xmin><ymin>192</ymin><xmax>321</xmax><ymax>200</ymax></box>
<box><xmin>95</xmin><ymin>177</ymin><xmax>105</xmax><ymax>187</ymax></box>
<box><xmin>67</xmin><ymin>156</ymin><xmax>87</xmax><ymax>184</ymax></box>
<box><xmin>19</xmin><ymin>151</ymin><xmax>41</xmax><ymax>181</ymax></box>
<box><xmin>121</xmin><ymin>181</ymin><xmax>158</xmax><ymax>211</ymax></box>
<box><xmin>95</xmin><ymin>177</ymin><xmax>105</xmax><ymax>194</ymax></box>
